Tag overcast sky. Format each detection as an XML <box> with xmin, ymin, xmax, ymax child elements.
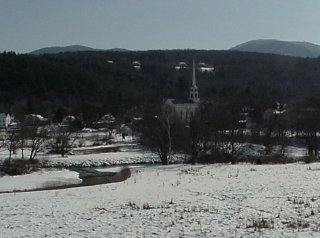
<box><xmin>1</xmin><ymin>0</ymin><xmax>320</xmax><ymax>53</ymax></box>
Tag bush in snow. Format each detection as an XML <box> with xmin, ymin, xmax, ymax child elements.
<box><xmin>1</xmin><ymin>158</ymin><xmax>39</xmax><ymax>175</ymax></box>
<box><xmin>196</xmin><ymin>151</ymin><xmax>238</xmax><ymax>164</ymax></box>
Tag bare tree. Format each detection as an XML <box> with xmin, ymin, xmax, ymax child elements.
<box><xmin>28</xmin><ymin>127</ymin><xmax>48</xmax><ymax>161</ymax></box>
<box><xmin>51</xmin><ymin>126</ymin><xmax>76</xmax><ymax>157</ymax></box>
<box><xmin>140</xmin><ymin>104</ymin><xmax>180</xmax><ymax>165</ymax></box>
<box><xmin>20</xmin><ymin>126</ymin><xmax>26</xmax><ymax>160</ymax></box>
<box><xmin>299</xmin><ymin>108</ymin><xmax>320</xmax><ymax>157</ymax></box>
<box><xmin>187</xmin><ymin>104</ymin><xmax>213</xmax><ymax>164</ymax></box>
<box><xmin>4</xmin><ymin>129</ymin><xmax>21</xmax><ymax>164</ymax></box>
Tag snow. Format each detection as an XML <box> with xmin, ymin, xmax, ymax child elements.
<box><xmin>1</xmin><ymin>131</ymin><xmax>320</xmax><ymax>237</ymax></box>
<box><xmin>198</xmin><ymin>66</ymin><xmax>214</xmax><ymax>73</ymax></box>
<box><xmin>234</xmin><ymin>143</ymin><xmax>308</xmax><ymax>160</ymax></box>
<box><xmin>40</xmin><ymin>150</ymin><xmax>160</xmax><ymax>167</ymax></box>
<box><xmin>0</xmin><ymin>169</ymin><xmax>81</xmax><ymax>192</ymax></box>
<box><xmin>1</xmin><ymin>163</ymin><xmax>320</xmax><ymax>237</ymax></box>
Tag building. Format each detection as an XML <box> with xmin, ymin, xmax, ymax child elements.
<box><xmin>24</xmin><ymin>114</ymin><xmax>49</xmax><ymax>126</ymax></box>
<box><xmin>132</xmin><ymin>61</ymin><xmax>141</xmax><ymax>70</ymax></box>
<box><xmin>0</xmin><ymin>113</ymin><xmax>13</xmax><ymax>128</ymax></box>
<box><xmin>197</xmin><ymin>62</ymin><xmax>215</xmax><ymax>73</ymax></box>
<box><xmin>165</xmin><ymin>60</ymin><xmax>200</xmax><ymax>122</ymax></box>
<box><xmin>174</xmin><ymin>62</ymin><xmax>188</xmax><ymax>70</ymax></box>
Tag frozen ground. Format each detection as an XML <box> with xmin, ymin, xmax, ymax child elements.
<box><xmin>0</xmin><ymin>132</ymin><xmax>318</xmax><ymax>237</ymax></box>
<box><xmin>0</xmin><ymin>142</ymin><xmax>157</xmax><ymax>168</ymax></box>
<box><xmin>1</xmin><ymin>163</ymin><xmax>320</xmax><ymax>237</ymax></box>
<box><xmin>0</xmin><ymin>134</ymin><xmax>184</xmax><ymax>167</ymax></box>
<box><xmin>0</xmin><ymin>169</ymin><xmax>81</xmax><ymax>192</ymax></box>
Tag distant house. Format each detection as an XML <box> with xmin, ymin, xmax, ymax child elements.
<box><xmin>24</xmin><ymin>114</ymin><xmax>49</xmax><ymax>126</ymax></box>
<box><xmin>197</xmin><ymin>62</ymin><xmax>214</xmax><ymax>73</ymax></box>
<box><xmin>273</xmin><ymin>102</ymin><xmax>287</xmax><ymax>115</ymax></box>
<box><xmin>132</xmin><ymin>61</ymin><xmax>141</xmax><ymax>70</ymax></box>
<box><xmin>0</xmin><ymin>113</ymin><xmax>13</xmax><ymax>128</ymax></box>
<box><xmin>94</xmin><ymin>114</ymin><xmax>116</xmax><ymax>128</ymax></box>
<box><xmin>62</xmin><ymin>115</ymin><xmax>76</xmax><ymax>125</ymax></box>
<box><xmin>262</xmin><ymin>103</ymin><xmax>287</xmax><ymax>122</ymax></box>
<box><xmin>98</xmin><ymin>114</ymin><xmax>115</xmax><ymax>124</ymax></box>
<box><xmin>239</xmin><ymin>107</ymin><xmax>256</xmax><ymax>129</ymax></box>
<box><xmin>198</xmin><ymin>62</ymin><xmax>207</xmax><ymax>67</ymax></box>
<box><xmin>174</xmin><ymin>62</ymin><xmax>188</xmax><ymax>70</ymax></box>
<box><xmin>165</xmin><ymin>61</ymin><xmax>200</xmax><ymax>122</ymax></box>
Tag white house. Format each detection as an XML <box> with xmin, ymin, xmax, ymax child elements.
<box><xmin>165</xmin><ymin>61</ymin><xmax>200</xmax><ymax>122</ymax></box>
<box><xmin>174</xmin><ymin>62</ymin><xmax>188</xmax><ymax>70</ymax></box>
<box><xmin>0</xmin><ymin>113</ymin><xmax>13</xmax><ymax>128</ymax></box>
<box><xmin>197</xmin><ymin>62</ymin><xmax>215</xmax><ymax>73</ymax></box>
<box><xmin>132</xmin><ymin>61</ymin><xmax>141</xmax><ymax>70</ymax></box>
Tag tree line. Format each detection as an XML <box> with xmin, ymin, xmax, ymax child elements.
<box><xmin>138</xmin><ymin>98</ymin><xmax>320</xmax><ymax>165</ymax></box>
<box><xmin>1</xmin><ymin>50</ymin><xmax>320</xmax><ymax>124</ymax></box>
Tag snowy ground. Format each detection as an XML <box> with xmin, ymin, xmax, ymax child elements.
<box><xmin>0</xmin><ymin>132</ymin><xmax>318</xmax><ymax>237</ymax></box>
<box><xmin>1</xmin><ymin>163</ymin><xmax>320</xmax><ymax>237</ymax></box>
<box><xmin>0</xmin><ymin>136</ymin><xmax>156</xmax><ymax>167</ymax></box>
<box><xmin>0</xmin><ymin>169</ymin><xmax>81</xmax><ymax>192</ymax></box>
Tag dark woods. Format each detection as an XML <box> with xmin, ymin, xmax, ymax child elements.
<box><xmin>2</xmin><ymin>50</ymin><xmax>320</xmax><ymax>122</ymax></box>
<box><xmin>1</xmin><ymin>50</ymin><xmax>320</xmax><ymax>164</ymax></box>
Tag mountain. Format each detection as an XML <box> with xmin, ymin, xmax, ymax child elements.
<box><xmin>29</xmin><ymin>45</ymin><xmax>95</xmax><ymax>55</ymax></box>
<box><xmin>108</xmin><ymin>48</ymin><xmax>130</xmax><ymax>52</ymax></box>
<box><xmin>29</xmin><ymin>45</ymin><xmax>129</xmax><ymax>55</ymax></box>
<box><xmin>230</xmin><ymin>39</ymin><xmax>320</xmax><ymax>58</ymax></box>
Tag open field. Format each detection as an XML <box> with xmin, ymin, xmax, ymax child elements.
<box><xmin>1</xmin><ymin>163</ymin><xmax>320</xmax><ymax>237</ymax></box>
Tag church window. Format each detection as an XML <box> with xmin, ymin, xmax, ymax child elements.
<box><xmin>180</xmin><ymin>111</ymin><xmax>183</xmax><ymax>120</ymax></box>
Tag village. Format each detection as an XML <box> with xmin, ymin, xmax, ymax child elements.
<box><xmin>2</xmin><ymin>0</ymin><xmax>320</xmax><ymax>236</ymax></box>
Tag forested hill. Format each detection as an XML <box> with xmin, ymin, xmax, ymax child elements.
<box><xmin>230</xmin><ymin>39</ymin><xmax>320</xmax><ymax>58</ymax></box>
<box><xmin>1</xmin><ymin>50</ymin><xmax>320</xmax><ymax>121</ymax></box>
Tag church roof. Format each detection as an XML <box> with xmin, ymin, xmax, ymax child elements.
<box><xmin>170</xmin><ymin>99</ymin><xmax>197</xmax><ymax>105</ymax></box>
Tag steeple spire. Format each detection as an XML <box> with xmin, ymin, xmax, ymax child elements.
<box><xmin>192</xmin><ymin>59</ymin><xmax>196</xmax><ymax>86</ymax></box>
<box><xmin>189</xmin><ymin>59</ymin><xmax>200</xmax><ymax>103</ymax></box>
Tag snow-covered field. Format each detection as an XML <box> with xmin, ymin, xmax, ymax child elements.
<box><xmin>0</xmin><ymin>131</ymin><xmax>318</xmax><ymax>237</ymax></box>
<box><xmin>0</xmin><ymin>133</ymin><xmax>184</xmax><ymax>167</ymax></box>
<box><xmin>1</xmin><ymin>163</ymin><xmax>320</xmax><ymax>237</ymax></box>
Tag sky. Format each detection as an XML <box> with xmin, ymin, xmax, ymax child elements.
<box><xmin>1</xmin><ymin>0</ymin><xmax>320</xmax><ymax>53</ymax></box>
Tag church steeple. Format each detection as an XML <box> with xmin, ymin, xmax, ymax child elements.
<box><xmin>189</xmin><ymin>60</ymin><xmax>200</xmax><ymax>103</ymax></box>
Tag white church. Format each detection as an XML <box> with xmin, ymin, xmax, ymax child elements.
<box><xmin>165</xmin><ymin>61</ymin><xmax>200</xmax><ymax>122</ymax></box>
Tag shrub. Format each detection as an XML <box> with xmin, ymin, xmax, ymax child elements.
<box><xmin>304</xmin><ymin>156</ymin><xmax>318</xmax><ymax>164</ymax></box>
<box><xmin>247</xmin><ymin>218</ymin><xmax>274</xmax><ymax>230</ymax></box>
<box><xmin>196</xmin><ymin>151</ymin><xmax>238</xmax><ymax>164</ymax></box>
<box><xmin>1</xmin><ymin>159</ymin><xmax>39</xmax><ymax>175</ymax></box>
<box><xmin>247</xmin><ymin>154</ymin><xmax>294</xmax><ymax>164</ymax></box>
<box><xmin>284</xmin><ymin>219</ymin><xmax>310</xmax><ymax>229</ymax></box>
<box><xmin>142</xmin><ymin>202</ymin><xmax>154</xmax><ymax>210</ymax></box>
<box><xmin>196</xmin><ymin>152</ymin><xmax>295</xmax><ymax>165</ymax></box>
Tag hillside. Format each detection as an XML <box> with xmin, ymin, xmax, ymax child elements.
<box><xmin>29</xmin><ymin>45</ymin><xmax>95</xmax><ymax>55</ymax></box>
<box><xmin>230</xmin><ymin>39</ymin><xmax>320</xmax><ymax>58</ymax></box>
<box><xmin>29</xmin><ymin>45</ymin><xmax>129</xmax><ymax>55</ymax></box>
<box><xmin>1</xmin><ymin>50</ymin><xmax>320</xmax><ymax>121</ymax></box>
